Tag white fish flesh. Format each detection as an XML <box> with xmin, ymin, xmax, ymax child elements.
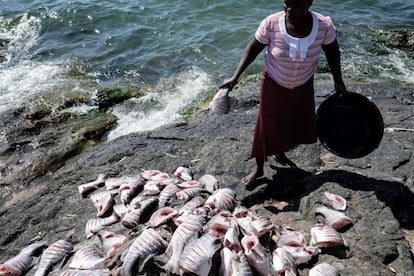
<box><xmin>78</xmin><ymin>174</ymin><xmax>106</xmax><ymax>196</ymax></box>
<box><xmin>177</xmin><ymin>180</ymin><xmax>201</xmax><ymax>189</ymax></box>
<box><xmin>222</xmin><ymin>223</ymin><xmax>242</xmax><ymax>254</ymax></box>
<box><xmin>158</xmin><ymin>183</ymin><xmax>181</xmax><ymax>209</ymax></box>
<box><xmin>272</xmin><ymin>247</ymin><xmax>297</xmax><ymax>276</ymax></box>
<box><xmin>209</xmin><ymin>88</ymin><xmax>230</xmax><ymax>114</ymax></box>
<box><xmin>90</xmin><ymin>191</ymin><xmax>116</xmax><ymax>217</ymax></box>
<box><xmin>0</xmin><ymin>242</ymin><xmax>46</xmax><ymax>276</ymax></box>
<box><xmin>281</xmin><ymin>245</ymin><xmax>321</xmax><ymax>265</ymax></box>
<box><xmin>198</xmin><ymin>174</ymin><xmax>219</xmax><ymax>193</ymax></box>
<box><xmin>121</xmin><ymin>197</ymin><xmax>158</xmax><ymax>228</ymax></box>
<box><xmin>173</xmin><ymin>166</ymin><xmax>193</xmax><ymax>181</ymax></box>
<box><xmin>241</xmin><ymin>234</ymin><xmax>273</xmax><ymax>276</ymax></box>
<box><xmin>315</xmin><ymin>206</ymin><xmax>352</xmax><ymax>230</ymax></box>
<box><xmin>165</xmin><ymin>212</ymin><xmax>207</xmax><ymax>274</ymax></box>
<box><xmin>220</xmin><ymin>247</ymin><xmax>253</xmax><ymax>276</ymax></box>
<box><xmin>60</xmin><ymin>268</ymin><xmax>110</xmax><ymax>275</ymax></box>
<box><xmin>85</xmin><ymin>214</ymin><xmax>119</xmax><ymax>238</ymax></box>
<box><xmin>310</xmin><ymin>224</ymin><xmax>348</xmax><ymax>248</ymax></box>
<box><xmin>33</xmin><ymin>240</ymin><xmax>73</xmax><ymax>276</ymax></box>
<box><xmin>309</xmin><ymin>263</ymin><xmax>339</xmax><ymax>276</ymax></box>
<box><xmin>97</xmin><ymin>230</ymin><xmax>127</xmax><ymax>258</ymax></box>
<box><xmin>276</xmin><ymin>226</ymin><xmax>307</xmax><ymax>248</ymax></box>
<box><xmin>68</xmin><ymin>246</ymin><xmax>106</xmax><ymax>270</ymax></box>
<box><xmin>140</xmin><ymin>170</ymin><xmax>169</xmax><ymax>181</ymax></box>
<box><xmin>147</xmin><ymin>206</ymin><xmax>179</xmax><ymax>227</ymax></box>
<box><xmin>120</xmin><ymin>228</ymin><xmax>167</xmax><ymax>275</ymax></box>
<box><xmin>320</xmin><ymin>192</ymin><xmax>347</xmax><ymax>211</ymax></box>
<box><xmin>235</xmin><ymin>207</ymin><xmax>273</xmax><ymax>237</ymax></box>
<box><xmin>178</xmin><ymin>233</ymin><xmax>221</xmax><ymax>276</ymax></box>
<box><xmin>204</xmin><ymin>188</ymin><xmax>236</xmax><ymax>214</ymax></box>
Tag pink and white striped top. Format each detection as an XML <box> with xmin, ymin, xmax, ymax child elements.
<box><xmin>255</xmin><ymin>11</ymin><xmax>337</xmax><ymax>89</ymax></box>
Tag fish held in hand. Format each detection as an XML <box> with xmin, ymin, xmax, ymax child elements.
<box><xmin>33</xmin><ymin>240</ymin><xmax>73</xmax><ymax>276</ymax></box>
<box><xmin>209</xmin><ymin>88</ymin><xmax>230</xmax><ymax>114</ymax></box>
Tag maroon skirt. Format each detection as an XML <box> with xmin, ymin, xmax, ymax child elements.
<box><xmin>251</xmin><ymin>67</ymin><xmax>317</xmax><ymax>160</ymax></box>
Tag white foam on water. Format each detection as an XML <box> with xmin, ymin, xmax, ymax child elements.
<box><xmin>0</xmin><ymin>13</ymin><xmax>66</xmax><ymax>113</ymax></box>
<box><xmin>381</xmin><ymin>50</ymin><xmax>414</xmax><ymax>84</ymax></box>
<box><xmin>106</xmin><ymin>68</ymin><xmax>212</xmax><ymax>141</ymax></box>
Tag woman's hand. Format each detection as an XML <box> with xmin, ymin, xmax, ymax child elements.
<box><xmin>218</xmin><ymin>76</ymin><xmax>238</xmax><ymax>92</ymax></box>
<box><xmin>334</xmin><ymin>78</ymin><xmax>347</xmax><ymax>97</ymax></box>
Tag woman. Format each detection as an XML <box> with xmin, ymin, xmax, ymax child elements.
<box><xmin>219</xmin><ymin>0</ymin><xmax>347</xmax><ymax>185</ymax></box>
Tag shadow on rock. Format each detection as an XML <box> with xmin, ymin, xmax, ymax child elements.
<box><xmin>241</xmin><ymin>168</ymin><xmax>414</xmax><ymax>230</ymax></box>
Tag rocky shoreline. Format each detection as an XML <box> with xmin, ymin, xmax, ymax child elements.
<box><xmin>0</xmin><ymin>77</ymin><xmax>413</xmax><ymax>275</ymax></box>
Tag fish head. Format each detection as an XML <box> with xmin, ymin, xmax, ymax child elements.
<box><xmin>0</xmin><ymin>264</ymin><xmax>22</xmax><ymax>276</ymax></box>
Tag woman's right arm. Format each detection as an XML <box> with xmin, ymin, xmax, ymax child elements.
<box><xmin>219</xmin><ymin>37</ymin><xmax>267</xmax><ymax>91</ymax></box>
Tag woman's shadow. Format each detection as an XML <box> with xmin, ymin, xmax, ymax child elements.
<box><xmin>242</xmin><ymin>166</ymin><xmax>414</xmax><ymax>230</ymax></box>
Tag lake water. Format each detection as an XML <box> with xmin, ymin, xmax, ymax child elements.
<box><xmin>1</xmin><ymin>0</ymin><xmax>413</xmax><ymax>139</ymax></box>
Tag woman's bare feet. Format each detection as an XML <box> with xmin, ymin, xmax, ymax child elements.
<box><xmin>241</xmin><ymin>166</ymin><xmax>264</xmax><ymax>186</ymax></box>
<box><xmin>272</xmin><ymin>153</ymin><xmax>298</xmax><ymax>168</ymax></box>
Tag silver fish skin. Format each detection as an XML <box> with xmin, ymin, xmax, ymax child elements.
<box><xmin>176</xmin><ymin>187</ymin><xmax>209</xmax><ymax>201</ymax></box>
<box><xmin>157</xmin><ymin>183</ymin><xmax>181</xmax><ymax>209</ymax></box>
<box><xmin>276</xmin><ymin>226</ymin><xmax>307</xmax><ymax>248</ymax></box>
<box><xmin>142</xmin><ymin>181</ymin><xmax>162</xmax><ymax>196</ymax></box>
<box><xmin>281</xmin><ymin>245</ymin><xmax>321</xmax><ymax>265</ymax></box>
<box><xmin>220</xmin><ymin>248</ymin><xmax>253</xmax><ymax>276</ymax></box>
<box><xmin>105</xmin><ymin>175</ymin><xmax>145</xmax><ymax>191</ymax></box>
<box><xmin>310</xmin><ymin>224</ymin><xmax>348</xmax><ymax>248</ymax></box>
<box><xmin>173</xmin><ymin>166</ymin><xmax>193</xmax><ymax>181</ymax></box>
<box><xmin>97</xmin><ymin>230</ymin><xmax>127</xmax><ymax>258</ymax></box>
<box><xmin>85</xmin><ymin>214</ymin><xmax>119</xmax><ymax>238</ymax></box>
<box><xmin>165</xmin><ymin>212</ymin><xmax>207</xmax><ymax>274</ymax></box>
<box><xmin>209</xmin><ymin>88</ymin><xmax>230</xmax><ymax>114</ymax></box>
<box><xmin>147</xmin><ymin>206</ymin><xmax>179</xmax><ymax>227</ymax></box>
<box><xmin>120</xmin><ymin>228</ymin><xmax>167</xmax><ymax>276</ymax></box>
<box><xmin>272</xmin><ymin>247</ymin><xmax>297</xmax><ymax>276</ymax></box>
<box><xmin>235</xmin><ymin>207</ymin><xmax>273</xmax><ymax>238</ymax></box>
<box><xmin>315</xmin><ymin>206</ymin><xmax>352</xmax><ymax>230</ymax></box>
<box><xmin>198</xmin><ymin>174</ymin><xmax>219</xmax><ymax>193</ymax></box>
<box><xmin>68</xmin><ymin>246</ymin><xmax>106</xmax><ymax>270</ymax></box>
<box><xmin>0</xmin><ymin>242</ymin><xmax>46</xmax><ymax>276</ymax></box>
<box><xmin>113</xmin><ymin>204</ymin><xmax>129</xmax><ymax>219</ymax></box>
<box><xmin>33</xmin><ymin>240</ymin><xmax>73</xmax><ymax>276</ymax></box>
<box><xmin>90</xmin><ymin>190</ymin><xmax>115</xmax><ymax>217</ymax></box>
<box><xmin>241</xmin><ymin>234</ymin><xmax>274</xmax><ymax>276</ymax></box>
<box><xmin>178</xmin><ymin>233</ymin><xmax>222</xmax><ymax>276</ymax></box>
<box><xmin>121</xmin><ymin>197</ymin><xmax>158</xmax><ymax>229</ymax></box>
<box><xmin>203</xmin><ymin>211</ymin><xmax>234</xmax><ymax>238</ymax></box>
<box><xmin>308</xmin><ymin>263</ymin><xmax>339</xmax><ymax>276</ymax></box>
<box><xmin>204</xmin><ymin>188</ymin><xmax>236</xmax><ymax>214</ymax></box>
<box><xmin>60</xmin><ymin>268</ymin><xmax>110</xmax><ymax>276</ymax></box>
<box><xmin>320</xmin><ymin>192</ymin><xmax>347</xmax><ymax>211</ymax></box>
<box><xmin>78</xmin><ymin>174</ymin><xmax>106</xmax><ymax>196</ymax></box>
<box><xmin>178</xmin><ymin>196</ymin><xmax>206</xmax><ymax>215</ymax></box>
<box><xmin>119</xmin><ymin>178</ymin><xmax>145</xmax><ymax>205</ymax></box>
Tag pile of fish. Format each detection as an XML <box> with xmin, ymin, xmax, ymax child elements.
<box><xmin>0</xmin><ymin>166</ymin><xmax>354</xmax><ymax>276</ymax></box>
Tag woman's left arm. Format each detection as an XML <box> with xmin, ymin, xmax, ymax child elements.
<box><xmin>322</xmin><ymin>39</ymin><xmax>347</xmax><ymax>95</ymax></box>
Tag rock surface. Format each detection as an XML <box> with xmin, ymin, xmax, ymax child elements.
<box><xmin>0</xmin><ymin>77</ymin><xmax>413</xmax><ymax>275</ymax></box>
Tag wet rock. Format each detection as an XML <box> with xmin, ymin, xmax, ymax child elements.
<box><xmin>0</xmin><ymin>79</ymin><xmax>413</xmax><ymax>275</ymax></box>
